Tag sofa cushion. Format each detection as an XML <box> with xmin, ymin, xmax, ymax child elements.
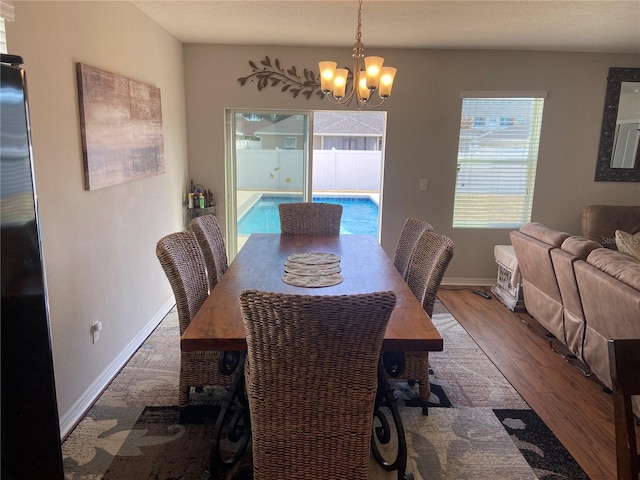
<box><xmin>587</xmin><ymin>248</ymin><xmax>640</xmax><ymax>291</ymax></box>
<box><xmin>580</xmin><ymin>205</ymin><xmax>640</xmax><ymax>249</ymax></box>
<box><xmin>519</xmin><ymin>222</ymin><xmax>571</xmax><ymax>247</ymax></box>
<box><xmin>615</xmin><ymin>230</ymin><xmax>640</xmax><ymax>261</ymax></box>
<box><xmin>561</xmin><ymin>236</ymin><xmax>601</xmax><ymax>260</ymax></box>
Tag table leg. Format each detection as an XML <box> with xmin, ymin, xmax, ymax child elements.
<box><xmin>202</xmin><ymin>351</ymin><xmax>251</xmax><ymax>480</ymax></box>
<box><xmin>371</xmin><ymin>359</ymin><xmax>414</xmax><ymax>480</ymax></box>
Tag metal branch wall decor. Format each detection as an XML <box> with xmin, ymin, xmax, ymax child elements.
<box><xmin>237</xmin><ymin>56</ymin><xmax>324</xmax><ymax>100</ymax></box>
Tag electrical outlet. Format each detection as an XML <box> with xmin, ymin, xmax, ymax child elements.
<box><xmin>92</xmin><ymin>321</ymin><xmax>102</xmax><ymax>343</ymax></box>
<box><xmin>419</xmin><ymin>178</ymin><xmax>428</xmax><ymax>191</ymax></box>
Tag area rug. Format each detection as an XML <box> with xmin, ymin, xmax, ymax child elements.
<box><xmin>62</xmin><ymin>311</ymin><xmax>589</xmax><ymax>480</ymax></box>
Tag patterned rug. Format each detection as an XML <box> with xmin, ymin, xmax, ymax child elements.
<box><xmin>62</xmin><ymin>310</ymin><xmax>589</xmax><ymax>480</ymax></box>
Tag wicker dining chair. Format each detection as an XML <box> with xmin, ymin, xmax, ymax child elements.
<box><xmin>190</xmin><ymin>214</ymin><xmax>228</xmax><ymax>291</ymax></box>
<box><xmin>385</xmin><ymin>230</ymin><xmax>454</xmax><ymax>414</ymax></box>
<box><xmin>278</xmin><ymin>202</ymin><xmax>343</xmax><ymax>235</ymax></box>
<box><xmin>156</xmin><ymin>231</ymin><xmax>233</xmax><ymax>407</ymax></box>
<box><xmin>393</xmin><ymin>218</ymin><xmax>434</xmax><ymax>280</ymax></box>
<box><xmin>239</xmin><ymin>289</ymin><xmax>396</xmax><ymax>480</ymax></box>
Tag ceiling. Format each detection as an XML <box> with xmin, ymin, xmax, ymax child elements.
<box><xmin>132</xmin><ymin>1</ymin><xmax>640</xmax><ymax>54</ymax></box>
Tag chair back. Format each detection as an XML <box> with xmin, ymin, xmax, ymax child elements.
<box><xmin>239</xmin><ymin>289</ymin><xmax>396</xmax><ymax>480</ymax></box>
<box><xmin>608</xmin><ymin>338</ymin><xmax>640</xmax><ymax>480</ymax></box>
<box><xmin>156</xmin><ymin>231</ymin><xmax>208</xmax><ymax>335</ymax></box>
<box><xmin>278</xmin><ymin>202</ymin><xmax>343</xmax><ymax>235</ymax></box>
<box><xmin>406</xmin><ymin>230</ymin><xmax>455</xmax><ymax>317</ymax></box>
<box><xmin>190</xmin><ymin>214</ymin><xmax>228</xmax><ymax>290</ymax></box>
<box><xmin>393</xmin><ymin>218</ymin><xmax>433</xmax><ymax>280</ymax></box>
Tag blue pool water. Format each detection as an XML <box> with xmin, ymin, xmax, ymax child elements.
<box><xmin>238</xmin><ymin>195</ymin><xmax>379</xmax><ymax>236</ymax></box>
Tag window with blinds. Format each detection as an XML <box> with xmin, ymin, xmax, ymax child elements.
<box><xmin>0</xmin><ymin>17</ymin><xmax>7</xmax><ymax>54</ymax></box>
<box><xmin>0</xmin><ymin>1</ymin><xmax>14</xmax><ymax>55</ymax></box>
<box><xmin>453</xmin><ymin>92</ymin><xmax>546</xmax><ymax>228</ymax></box>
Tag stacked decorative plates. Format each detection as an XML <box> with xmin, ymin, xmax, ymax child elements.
<box><xmin>282</xmin><ymin>252</ymin><xmax>343</xmax><ymax>287</ymax></box>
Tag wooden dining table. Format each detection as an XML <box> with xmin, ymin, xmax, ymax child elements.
<box><xmin>181</xmin><ymin>233</ymin><xmax>443</xmax><ymax>480</ymax></box>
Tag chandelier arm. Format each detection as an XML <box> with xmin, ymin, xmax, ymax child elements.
<box><xmin>324</xmin><ymin>89</ymin><xmax>356</xmax><ymax>106</ymax></box>
<box><xmin>361</xmin><ymin>96</ymin><xmax>386</xmax><ymax>108</ymax></box>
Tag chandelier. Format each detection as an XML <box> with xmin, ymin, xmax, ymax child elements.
<box><xmin>318</xmin><ymin>0</ymin><xmax>397</xmax><ymax>109</ymax></box>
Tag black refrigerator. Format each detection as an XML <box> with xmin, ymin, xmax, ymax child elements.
<box><xmin>1</xmin><ymin>54</ymin><xmax>65</xmax><ymax>479</ymax></box>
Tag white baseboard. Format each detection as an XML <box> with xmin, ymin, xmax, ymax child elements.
<box><xmin>58</xmin><ymin>297</ymin><xmax>175</xmax><ymax>439</ymax></box>
<box><xmin>441</xmin><ymin>277</ymin><xmax>495</xmax><ymax>287</ymax></box>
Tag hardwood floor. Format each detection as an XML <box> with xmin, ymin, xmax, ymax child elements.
<box><xmin>437</xmin><ymin>286</ymin><xmax>640</xmax><ymax>480</ymax></box>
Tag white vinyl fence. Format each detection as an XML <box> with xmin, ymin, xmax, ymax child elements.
<box><xmin>236</xmin><ymin>149</ymin><xmax>383</xmax><ymax>192</ymax></box>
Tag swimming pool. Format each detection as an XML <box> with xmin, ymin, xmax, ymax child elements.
<box><xmin>238</xmin><ymin>195</ymin><xmax>379</xmax><ymax>236</ymax></box>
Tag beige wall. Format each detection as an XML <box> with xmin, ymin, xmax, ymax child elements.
<box><xmin>184</xmin><ymin>45</ymin><xmax>640</xmax><ymax>283</ymax></box>
<box><xmin>7</xmin><ymin>1</ymin><xmax>188</xmax><ymax>436</ymax></box>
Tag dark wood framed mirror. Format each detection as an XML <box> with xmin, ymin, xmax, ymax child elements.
<box><xmin>594</xmin><ymin>67</ymin><xmax>640</xmax><ymax>182</ymax></box>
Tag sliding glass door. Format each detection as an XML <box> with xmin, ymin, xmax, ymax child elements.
<box><xmin>225</xmin><ymin>110</ymin><xmax>312</xmax><ymax>257</ymax></box>
<box><xmin>225</xmin><ymin>109</ymin><xmax>386</xmax><ymax>260</ymax></box>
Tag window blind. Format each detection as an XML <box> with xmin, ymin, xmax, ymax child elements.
<box><xmin>0</xmin><ymin>18</ymin><xmax>7</xmax><ymax>54</ymax></box>
<box><xmin>453</xmin><ymin>93</ymin><xmax>546</xmax><ymax>228</ymax></box>
<box><xmin>0</xmin><ymin>2</ymin><xmax>14</xmax><ymax>55</ymax></box>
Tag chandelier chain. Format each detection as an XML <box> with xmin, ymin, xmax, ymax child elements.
<box><xmin>355</xmin><ymin>0</ymin><xmax>363</xmax><ymax>45</ymax></box>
